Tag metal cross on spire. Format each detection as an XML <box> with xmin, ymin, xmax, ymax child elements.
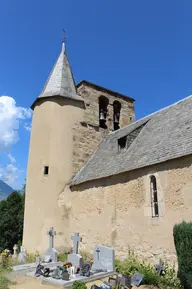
<box><xmin>63</xmin><ymin>29</ymin><xmax>67</xmax><ymax>44</ymax></box>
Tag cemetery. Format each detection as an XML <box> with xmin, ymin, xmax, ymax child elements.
<box><xmin>0</xmin><ymin>227</ymin><xmax>183</xmax><ymax>289</ymax></box>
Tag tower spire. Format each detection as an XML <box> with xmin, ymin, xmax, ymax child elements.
<box><xmin>30</xmin><ymin>34</ymin><xmax>83</xmax><ymax>109</ymax></box>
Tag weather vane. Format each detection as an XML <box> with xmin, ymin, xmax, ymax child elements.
<box><xmin>63</xmin><ymin>29</ymin><xmax>67</xmax><ymax>44</ymax></box>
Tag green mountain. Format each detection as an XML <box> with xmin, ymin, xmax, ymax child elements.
<box><xmin>0</xmin><ymin>180</ymin><xmax>14</xmax><ymax>200</ymax></box>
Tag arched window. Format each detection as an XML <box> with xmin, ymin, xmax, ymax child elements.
<box><xmin>113</xmin><ymin>101</ymin><xmax>121</xmax><ymax>131</ymax></box>
<box><xmin>150</xmin><ymin>175</ymin><xmax>159</xmax><ymax>217</ymax></box>
<box><xmin>99</xmin><ymin>96</ymin><xmax>109</xmax><ymax>129</ymax></box>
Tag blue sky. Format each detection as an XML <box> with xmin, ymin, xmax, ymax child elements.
<box><xmin>0</xmin><ymin>0</ymin><xmax>192</xmax><ymax>189</ymax></box>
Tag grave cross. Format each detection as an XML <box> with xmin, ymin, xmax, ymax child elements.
<box><xmin>47</xmin><ymin>227</ymin><xmax>56</xmax><ymax>249</ymax></box>
<box><xmin>13</xmin><ymin>244</ymin><xmax>18</xmax><ymax>256</ymax></box>
<box><xmin>96</xmin><ymin>248</ymin><xmax>100</xmax><ymax>261</ymax></box>
<box><xmin>71</xmin><ymin>232</ymin><xmax>81</xmax><ymax>254</ymax></box>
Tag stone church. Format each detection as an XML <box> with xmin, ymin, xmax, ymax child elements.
<box><xmin>23</xmin><ymin>42</ymin><xmax>192</xmax><ymax>265</ymax></box>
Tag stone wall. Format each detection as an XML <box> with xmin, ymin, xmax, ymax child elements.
<box><xmin>72</xmin><ymin>123</ymin><xmax>108</xmax><ymax>176</ymax></box>
<box><xmin>58</xmin><ymin>154</ymin><xmax>192</xmax><ymax>265</ymax></box>
<box><xmin>77</xmin><ymin>83</ymin><xmax>135</xmax><ymax>129</ymax></box>
<box><xmin>72</xmin><ymin>83</ymin><xmax>135</xmax><ymax>175</ymax></box>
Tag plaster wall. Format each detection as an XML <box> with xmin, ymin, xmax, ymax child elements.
<box><xmin>57</xmin><ymin>155</ymin><xmax>192</xmax><ymax>265</ymax></box>
<box><xmin>23</xmin><ymin>97</ymin><xmax>84</xmax><ymax>252</ymax></box>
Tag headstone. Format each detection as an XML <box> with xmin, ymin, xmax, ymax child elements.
<box><xmin>119</xmin><ymin>275</ymin><xmax>132</xmax><ymax>289</ymax></box>
<box><xmin>68</xmin><ymin>232</ymin><xmax>83</xmax><ymax>267</ymax></box>
<box><xmin>62</xmin><ymin>270</ymin><xmax>70</xmax><ymax>281</ymax></box>
<box><xmin>155</xmin><ymin>263</ymin><xmax>165</xmax><ymax>276</ymax></box>
<box><xmin>79</xmin><ymin>261</ymin><xmax>92</xmax><ymax>277</ymax></box>
<box><xmin>18</xmin><ymin>246</ymin><xmax>27</xmax><ymax>263</ymax></box>
<box><xmin>72</xmin><ymin>232</ymin><xmax>81</xmax><ymax>254</ymax></box>
<box><xmin>35</xmin><ymin>264</ymin><xmax>44</xmax><ymax>277</ymax></box>
<box><xmin>131</xmin><ymin>273</ymin><xmax>144</xmax><ymax>287</ymax></box>
<box><xmin>36</xmin><ymin>256</ymin><xmax>40</xmax><ymax>266</ymax></box>
<box><xmin>13</xmin><ymin>244</ymin><xmax>18</xmax><ymax>256</ymax></box>
<box><xmin>100</xmin><ymin>282</ymin><xmax>112</xmax><ymax>289</ymax></box>
<box><xmin>43</xmin><ymin>227</ymin><xmax>58</xmax><ymax>263</ymax></box>
<box><xmin>68</xmin><ymin>253</ymin><xmax>82</xmax><ymax>268</ymax></box>
<box><xmin>108</xmin><ymin>277</ymin><xmax>118</xmax><ymax>288</ymax></box>
<box><xmin>92</xmin><ymin>245</ymin><xmax>115</xmax><ymax>272</ymax></box>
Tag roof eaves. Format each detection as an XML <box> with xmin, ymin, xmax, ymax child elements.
<box><xmin>77</xmin><ymin>80</ymin><xmax>135</xmax><ymax>102</ymax></box>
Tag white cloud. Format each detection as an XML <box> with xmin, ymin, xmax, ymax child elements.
<box><xmin>8</xmin><ymin>154</ymin><xmax>16</xmax><ymax>164</ymax></box>
<box><xmin>0</xmin><ymin>96</ymin><xmax>32</xmax><ymax>152</ymax></box>
<box><xmin>0</xmin><ymin>164</ymin><xmax>19</xmax><ymax>187</ymax></box>
<box><xmin>24</xmin><ymin>122</ymin><xmax>32</xmax><ymax>132</ymax></box>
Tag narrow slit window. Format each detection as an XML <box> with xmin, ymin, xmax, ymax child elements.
<box><xmin>150</xmin><ymin>175</ymin><xmax>159</xmax><ymax>217</ymax></box>
<box><xmin>44</xmin><ymin>166</ymin><xmax>49</xmax><ymax>175</ymax></box>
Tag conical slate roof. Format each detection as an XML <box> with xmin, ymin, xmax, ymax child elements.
<box><xmin>31</xmin><ymin>43</ymin><xmax>83</xmax><ymax>109</ymax></box>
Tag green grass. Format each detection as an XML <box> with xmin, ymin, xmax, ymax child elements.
<box><xmin>115</xmin><ymin>251</ymin><xmax>182</xmax><ymax>289</ymax></box>
<box><xmin>0</xmin><ymin>267</ymin><xmax>10</xmax><ymax>289</ymax></box>
<box><xmin>58</xmin><ymin>252</ymin><xmax>68</xmax><ymax>262</ymax></box>
<box><xmin>79</xmin><ymin>250</ymin><xmax>93</xmax><ymax>262</ymax></box>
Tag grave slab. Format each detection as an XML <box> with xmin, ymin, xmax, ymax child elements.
<box><xmin>13</xmin><ymin>261</ymin><xmax>62</xmax><ymax>272</ymax></box>
<box><xmin>36</xmin><ymin>270</ymin><xmax>117</xmax><ymax>288</ymax></box>
<box><xmin>92</xmin><ymin>245</ymin><xmax>115</xmax><ymax>272</ymax></box>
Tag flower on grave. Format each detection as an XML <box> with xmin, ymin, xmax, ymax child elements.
<box><xmin>1</xmin><ymin>249</ymin><xmax>11</xmax><ymax>257</ymax></box>
<box><xmin>64</xmin><ymin>262</ymin><xmax>72</xmax><ymax>268</ymax></box>
<box><xmin>1</xmin><ymin>249</ymin><xmax>12</xmax><ymax>268</ymax></box>
<box><xmin>89</xmin><ymin>258</ymin><xmax>93</xmax><ymax>264</ymax></box>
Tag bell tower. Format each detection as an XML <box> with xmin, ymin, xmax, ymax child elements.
<box><xmin>23</xmin><ymin>42</ymin><xmax>85</xmax><ymax>252</ymax></box>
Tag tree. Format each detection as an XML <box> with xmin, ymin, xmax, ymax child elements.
<box><xmin>0</xmin><ymin>191</ymin><xmax>24</xmax><ymax>252</ymax></box>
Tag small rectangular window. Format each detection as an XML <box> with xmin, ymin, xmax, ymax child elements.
<box><xmin>44</xmin><ymin>166</ymin><xmax>49</xmax><ymax>175</ymax></box>
<box><xmin>118</xmin><ymin>136</ymin><xmax>127</xmax><ymax>150</ymax></box>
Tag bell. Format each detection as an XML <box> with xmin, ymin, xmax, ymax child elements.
<box><xmin>114</xmin><ymin>113</ymin><xmax>119</xmax><ymax>123</ymax></box>
<box><xmin>100</xmin><ymin>110</ymin><xmax>105</xmax><ymax>120</ymax></box>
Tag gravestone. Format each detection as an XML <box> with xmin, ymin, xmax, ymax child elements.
<box><xmin>13</xmin><ymin>244</ymin><xmax>18</xmax><ymax>256</ymax></box>
<box><xmin>12</xmin><ymin>244</ymin><xmax>18</xmax><ymax>261</ymax></box>
<box><xmin>108</xmin><ymin>277</ymin><xmax>118</xmax><ymax>288</ymax></box>
<box><xmin>131</xmin><ymin>273</ymin><xmax>144</xmax><ymax>287</ymax></box>
<box><xmin>92</xmin><ymin>245</ymin><xmax>115</xmax><ymax>272</ymax></box>
<box><xmin>43</xmin><ymin>227</ymin><xmax>58</xmax><ymax>263</ymax></box>
<box><xmin>36</xmin><ymin>256</ymin><xmax>40</xmax><ymax>266</ymax></box>
<box><xmin>79</xmin><ymin>261</ymin><xmax>91</xmax><ymax>277</ymax></box>
<box><xmin>155</xmin><ymin>263</ymin><xmax>165</xmax><ymax>276</ymax></box>
<box><xmin>119</xmin><ymin>275</ymin><xmax>132</xmax><ymax>289</ymax></box>
<box><xmin>68</xmin><ymin>232</ymin><xmax>83</xmax><ymax>267</ymax></box>
<box><xmin>100</xmin><ymin>282</ymin><xmax>112</xmax><ymax>289</ymax></box>
<box><xmin>18</xmin><ymin>246</ymin><xmax>27</xmax><ymax>263</ymax></box>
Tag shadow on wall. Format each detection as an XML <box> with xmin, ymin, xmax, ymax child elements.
<box><xmin>71</xmin><ymin>154</ymin><xmax>192</xmax><ymax>192</ymax></box>
<box><xmin>35</xmin><ymin>96</ymin><xmax>85</xmax><ymax>110</ymax></box>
